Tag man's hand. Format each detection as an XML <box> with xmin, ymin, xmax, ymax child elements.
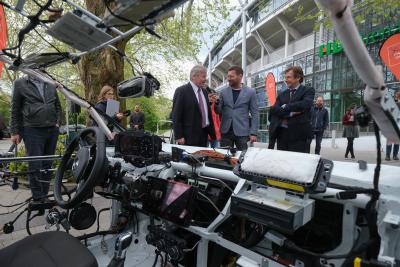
<box><xmin>250</xmin><ymin>135</ymin><xmax>257</xmax><ymax>143</ymax></box>
<box><xmin>176</xmin><ymin>138</ymin><xmax>185</xmax><ymax>145</ymax></box>
<box><xmin>134</xmin><ymin>125</ymin><xmax>139</xmax><ymax>129</ymax></box>
<box><xmin>208</xmin><ymin>93</ymin><xmax>218</xmax><ymax>103</ymax></box>
<box><xmin>11</xmin><ymin>134</ymin><xmax>21</xmax><ymax>144</ymax></box>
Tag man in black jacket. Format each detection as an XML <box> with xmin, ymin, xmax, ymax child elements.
<box><xmin>10</xmin><ymin>76</ymin><xmax>61</xmax><ymax>201</ymax></box>
<box><xmin>270</xmin><ymin>66</ymin><xmax>315</xmax><ymax>153</ymax></box>
<box><xmin>172</xmin><ymin>65</ymin><xmax>215</xmax><ymax>147</ymax></box>
<box><xmin>310</xmin><ymin>96</ymin><xmax>329</xmax><ymax>155</ymax></box>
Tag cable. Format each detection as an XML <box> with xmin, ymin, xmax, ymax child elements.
<box><xmin>33</xmin><ymin>28</ymin><xmax>63</xmax><ymax>54</ymax></box>
<box><xmin>198</xmin><ymin>173</ymin><xmax>234</xmax><ymax>194</ymax></box>
<box><xmin>102</xmin><ymin>0</ymin><xmax>141</xmax><ymax>27</ymax></box>
<box><xmin>198</xmin><ymin>191</ymin><xmax>222</xmax><ymax>215</ymax></box>
<box><xmin>96</xmin><ymin>207</ymin><xmax>111</xmax><ymax>232</ymax></box>
<box><xmin>0</xmin><ymin>201</ymin><xmax>29</xmax><ymax>215</ymax></box>
<box><xmin>152</xmin><ymin>250</ymin><xmax>161</xmax><ymax>267</ymax></box>
<box><xmin>183</xmin><ymin>240</ymin><xmax>200</xmax><ymax>252</ymax></box>
<box><xmin>0</xmin><ymin>198</ymin><xmax>32</xmax><ymax>208</ymax></box>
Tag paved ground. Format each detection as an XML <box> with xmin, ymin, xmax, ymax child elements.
<box><xmin>0</xmin><ymin>135</ymin><xmax>398</xmax><ymax>249</ymax></box>
<box><xmin>0</xmin><ymin>138</ymin><xmax>111</xmax><ymax>249</ymax></box>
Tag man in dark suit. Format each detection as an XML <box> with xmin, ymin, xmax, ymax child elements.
<box><xmin>270</xmin><ymin>66</ymin><xmax>315</xmax><ymax>153</ymax></box>
<box><xmin>172</xmin><ymin>65</ymin><xmax>216</xmax><ymax>147</ymax></box>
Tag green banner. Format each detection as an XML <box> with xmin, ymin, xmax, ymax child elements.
<box><xmin>319</xmin><ymin>23</ymin><xmax>400</xmax><ymax>57</ymax></box>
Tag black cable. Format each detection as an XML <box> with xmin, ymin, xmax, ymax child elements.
<box><xmin>152</xmin><ymin>250</ymin><xmax>160</xmax><ymax>267</ymax></box>
<box><xmin>33</xmin><ymin>28</ymin><xmax>63</xmax><ymax>54</ymax></box>
<box><xmin>10</xmin><ymin>207</ymin><xmax>28</xmax><ymax>224</ymax></box>
<box><xmin>0</xmin><ymin>198</ymin><xmax>32</xmax><ymax>208</ymax></box>
<box><xmin>102</xmin><ymin>0</ymin><xmax>141</xmax><ymax>27</ymax></box>
<box><xmin>3</xmin><ymin>0</ymin><xmax>54</xmax><ymax>61</ymax></box>
<box><xmin>26</xmin><ymin>209</ymin><xmax>32</xmax><ymax>235</ymax></box>
<box><xmin>0</xmin><ymin>201</ymin><xmax>29</xmax><ymax>215</ymax></box>
<box><xmin>96</xmin><ymin>207</ymin><xmax>111</xmax><ymax>232</ymax></box>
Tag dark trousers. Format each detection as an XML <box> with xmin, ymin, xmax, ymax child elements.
<box><xmin>220</xmin><ymin>131</ymin><xmax>249</xmax><ymax>151</ymax></box>
<box><xmin>268</xmin><ymin>133</ymin><xmax>276</xmax><ymax>149</ymax></box>
<box><xmin>345</xmin><ymin>137</ymin><xmax>355</xmax><ymax>158</ymax></box>
<box><xmin>276</xmin><ymin>127</ymin><xmax>309</xmax><ymax>153</ymax></box>
<box><xmin>22</xmin><ymin>127</ymin><xmax>59</xmax><ymax>200</ymax></box>
<box><xmin>311</xmin><ymin>130</ymin><xmax>324</xmax><ymax>155</ymax></box>
<box><xmin>386</xmin><ymin>144</ymin><xmax>399</xmax><ymax>158</ymax></box>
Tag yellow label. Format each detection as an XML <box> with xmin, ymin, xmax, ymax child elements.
<box><xmin>266</xmin><ymin>179</ymin><xmax>305</xmax><ymax>192</ymax></box>
<box><xmin>354</xmin><ymin>257</ymin><xmax>361</xmax><ymax>267</ymax></box>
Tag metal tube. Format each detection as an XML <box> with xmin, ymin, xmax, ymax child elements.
<box><xmin>208</xmin><ymin>51</ymin><xmax>212</xmax><ymax>87</ymax></box>
<box><xmin>170</xmin><ymin>162</ymin><xmax>240</xmax><ymax>183</ymax></box>
<box><xmin>241</xmin><ymin>3</ymin><xmax>247</xmax><ymax>86</ymax></box>
<box><xmin>312</xmin><ymin>187</ymin><xmax>370</xmax><ymax>209</ymax></box>
<box><xmin>0</xmin><ymin>55</ymin><xmax>114</xmax><ymax>140</ymax></box>
<box><xmin>0</xmin><ymin>155</ymin><xmax>62</xmax><ymax>163</ymax></box>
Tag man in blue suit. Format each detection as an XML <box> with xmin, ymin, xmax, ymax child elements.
<box><xmin>212</xmin><ymin>66</ymin><xmax>259</xmax><ymax>151</ymax></box>
<box><xmin>270</xmin><ymin>66</ymin><xmax>315</xmax><ymax>153</ymax></box>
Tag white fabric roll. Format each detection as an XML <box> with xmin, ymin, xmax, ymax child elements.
<box><xmin>240</xmin><ymin>147</ymin><xmax>321</xmax><ymax>184</ymax></box>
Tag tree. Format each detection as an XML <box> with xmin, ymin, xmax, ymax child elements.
<box><xmin>1</xmin><ymin>0</ymin><xmax>233</xmax><ymax>129</ymax></box>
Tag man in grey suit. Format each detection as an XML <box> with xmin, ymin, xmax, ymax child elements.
<box><xmin>211</xmin><ymin>66</ymin><xmax>259</xmax><ymax>150</ymax></box>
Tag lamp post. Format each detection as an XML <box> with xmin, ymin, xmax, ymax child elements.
<box><xmin>238</xmin><ymin>0</ymin><xmax>248</xmax><ymax>86</ymax></box>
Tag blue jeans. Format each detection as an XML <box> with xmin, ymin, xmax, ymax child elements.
<box><xmin>22</xmin><ymin>127</ymin><xmax>59</xmax><ymax>200</ymax></box>
<box><xmin>208</xmin><ymin>140</ymin><xmax>220</xmax><ymax>148</ymax></box>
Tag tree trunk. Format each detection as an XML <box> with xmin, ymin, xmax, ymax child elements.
<box><xmin>78</xmin><ymin>0</ymin><xmax>128</xmax><ymax>126</ymax></box>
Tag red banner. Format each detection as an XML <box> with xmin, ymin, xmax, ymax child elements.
<box><xmin>380</xmin><ymin>33</ymin><xmax>400</xmax><ymax>81</ymax></box>
<box><xmin>0</xmin><ymin>5</ymin><xmax>7</xmax><ymax>78</ymax></box>
<box><xmin>265</xmin><ymin>72</ymin><xmax>277</xmax><ymax>106</ymax></box>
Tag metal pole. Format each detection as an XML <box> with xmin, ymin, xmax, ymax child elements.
<box><xmin>241</xmin><ymin>2</ymin><xmax>247</xmax><ymax>86</ymax></box>
<box><xmin>64</xmin><ymin>62</ymin><xmax>69</xmax><ymax>137</ymax></box>
<box><xmin>208</xmin><ymin>52</ymin><xmax>212</xmax><ymax>87</ymax></box>
<box><xmin>284</xmin><ymin>29</ymin><xmax>289</xmax><ymax>58</ymax></box>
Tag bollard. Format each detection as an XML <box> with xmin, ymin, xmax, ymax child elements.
<box><xmin>331</xmin><ymin>130</ymin><xmax>338</xmax><ymax>149</ymax></box>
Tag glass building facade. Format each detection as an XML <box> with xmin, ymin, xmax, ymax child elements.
<box><xmin>250</xmin><ymin>18</ymin><xmax>400</xmax><ymax>142</ymax></box>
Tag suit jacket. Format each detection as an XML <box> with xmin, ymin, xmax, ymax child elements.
<box><xmin>215</xmin><ymin>86</ymin><xmax>259</xmax><ymax>136</ymax></box>
<box><xmin>10</xmin><ymin>77</ymin><xmax>61</xmax><ymax>135</ymax></box>
<box><xmin>172</xmin><ymin>83</ymin><xmax>216</xmax><ymax>146</ymax></box>
<box><xmin>270</xmin><ymin>85</ymin><xmax>315</xmax><ymax>141</ymax></box>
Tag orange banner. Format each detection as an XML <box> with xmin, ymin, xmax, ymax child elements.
<box><xmin>0</xmin><ymin>6</ymin><xmax>7</xmax><ymax>78</ymax></box>
<box><xmin>380</xmin><ymin>33</ymin><xmax>400</xmax><ymax>81</ymax></box>
<box><xmin>265</xmin><ymin>72</ymin><xmax>277</xmax><ymax>106</ymax></box>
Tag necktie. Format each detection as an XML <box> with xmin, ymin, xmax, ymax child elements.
<box><xmin>197</xmin><ymin>88</ymin><xmax>207</xmax><ymax>128</ymax></box>
<box><xmin>290</xmin><ymin>89</ymin><xmax>296</xmax><ymax>102</ymax></box>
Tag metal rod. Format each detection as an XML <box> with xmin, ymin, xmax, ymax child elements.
<box><xmin>241</xmin><ymin>1</ymin><xmax>247</xmax><ymax>86</ymax></box>
<box><xmin>0</xmin><ymin>155</ymin><xmax>62</xmax><ymax>163</ymax></box>
<box><xmin>0</xmin><ymin>55</ymin><xmax>114</xmax><ymax>140</ymax></box>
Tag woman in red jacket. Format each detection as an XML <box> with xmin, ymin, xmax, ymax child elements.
<box><xmin>342</xmin><ymin>106</ymin><xmax>359</xmax><ymax>159</ymax></box>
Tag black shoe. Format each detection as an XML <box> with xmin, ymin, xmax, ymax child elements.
<box><xmin>394</xmin><ymin>156</ymin><xmax>399</xmax><ymax>160</ymax></box>
<box><xmin>385</xmin><ymin>156</ymin><xmax>391</xmax><ymax>161</ymax></box>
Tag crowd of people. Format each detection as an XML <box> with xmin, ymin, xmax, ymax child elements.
<box><xmin>171</xmin><ymin>65</ymin><xmax>332</xmax><ymax>155</ymax></box>
<box><xmin>5</xmin><ymin>65</ymin><xmax>397</xmax><ymax>200</ymax></box>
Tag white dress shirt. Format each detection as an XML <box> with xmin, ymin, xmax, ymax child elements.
<box><xmin>190</xmin><ymin>81</ymin><xmax>209</xmax><ymax>127</ymax></box>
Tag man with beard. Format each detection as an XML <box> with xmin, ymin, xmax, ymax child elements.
<box><xmin>211</xmin><ymin>66</ymin><xmax>259</xmax><ymax>151</ymax></box>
